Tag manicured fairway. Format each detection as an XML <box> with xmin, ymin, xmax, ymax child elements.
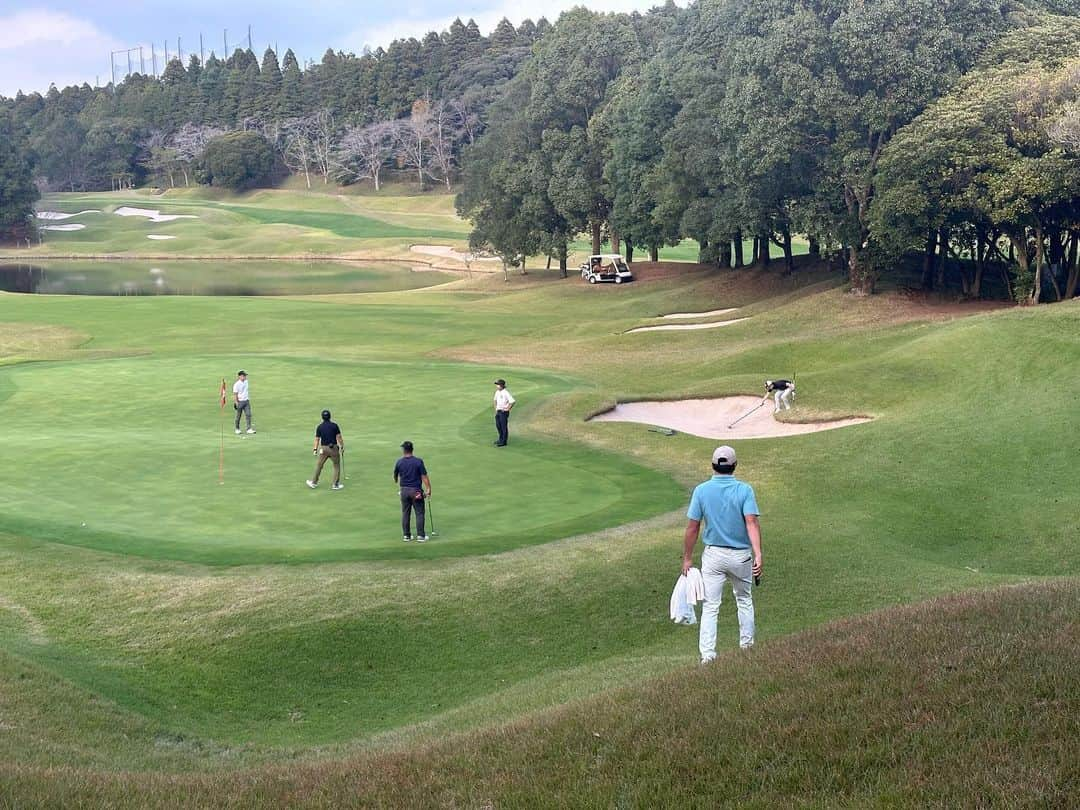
<box><xmin>0</xmin><ymin>355</ymin><xmax>684</xmax><ymax>564</ymax></box>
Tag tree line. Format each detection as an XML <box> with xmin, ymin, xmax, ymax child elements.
<box><xmin>457</xmin><ymin>0</ymin><xmax>1080</xmax><ymax>302</ymax></box>
<box><xmin>0</xmin><ymin>15</ymin><xmax>550</xmax><ymax>205</ymax></box>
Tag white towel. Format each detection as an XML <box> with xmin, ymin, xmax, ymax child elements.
<box><xmin>670</xmin><ymin>572</ymin><xmax>699</xmax><ymax>625</ymax></box>
<box><xmin>684</xmin><ymin>567</ymin><xmax>705</xmax><ymax>604</ymax></box>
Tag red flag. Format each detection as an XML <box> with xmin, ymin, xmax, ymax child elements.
<box><xmin>220</xmin><ymin>378</ymin><xmax>227</xmax><ymax>408</ymax></box>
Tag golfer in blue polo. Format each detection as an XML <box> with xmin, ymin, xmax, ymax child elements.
<box><xmin>681</xmin><ymin>444</ymin><xmax>763</xmax><ymax>660</ymax></box>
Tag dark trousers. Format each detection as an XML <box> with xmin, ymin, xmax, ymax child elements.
<box><xmin>495</xmin><ymin>410</ymin><xmax>510</xmax><ymax>445</ymax></box>
<box><xmin>400</xmin><ymin>487</ymin><xmax>426</xmax><ymax>537</ymax></box>
<box><xmin>234</xmin><ymin>400</ymin><xmax>252</xmax><ymax>429</ymax></box>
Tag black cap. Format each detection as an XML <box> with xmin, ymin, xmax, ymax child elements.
<box><xmin>494</xmin><ymin>378</ymin><xmax>506</xmax><ymax>386</ymax></box>
<box><xmin>401</xmin><ymin>440</ymin><xmax>413</xmax><ymax>452</ymax></box>
<box><xmin>321</xmin><ymin>409</ymin><xmax>331</xmax><ymax>420</ymax></box>
<box><xmin>238</xmin><ymin>370</ymin><xmax>247</xmax><ymax>376</ymax></box>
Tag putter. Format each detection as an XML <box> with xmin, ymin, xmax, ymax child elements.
<box><xmin>426</xmin><ymin>495</ymin><xmax>438</xmax><ymax>536</ymax></box>
<box><xmin>340</xmin><ymin>446</ymin><xmax>347</xmax><ymax>480</ymax></box>
<box><xmin>728</xmin><ymin>402</ymin><xmax>764</xmax><ymax>429</ymax></box>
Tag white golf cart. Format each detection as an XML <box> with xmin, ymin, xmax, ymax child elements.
<box><xmin>580</xmin><ymin>254</ymin><xmax>634</xmax><ymax>284</ymax></box>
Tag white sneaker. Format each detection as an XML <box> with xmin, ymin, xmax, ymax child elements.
<box><xmin>246</xmin><ymin>428</ymin><xmax>256</xmax><ymax>434</ymax></box>
<box><xmin>306</xmin><ymin>480</ymin><xmax>317</xmax><ymax>489</ymax></box>
<box><xmin>331</xmin><ymin>483</ymin><xmax>344</xmax><ymax>490</ymax></box>
<box><xmin>403</xmin><ymin>535</ymin><xmax>412</xmax><ymax>542</ymax></box>
<box><xmin>416</xmin><ymin>535</ymin><xmax>428</xmax><ymax>543</ymax></box>
<box><xmin>235</xmin><ymin>428</ymin><xmax>241</xmax><ymax>434</ymax></box>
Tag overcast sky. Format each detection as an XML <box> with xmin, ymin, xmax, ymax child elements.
<box><xmin>0</xmin><ymin>1</ymin><xmax>678</xmax><ymax>97</ymax></box>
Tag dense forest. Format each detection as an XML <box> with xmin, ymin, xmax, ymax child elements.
<box><xmin>2</xmin><ymin>0</ymin><xmax>1079</xmax><ymax>302</ymax></box>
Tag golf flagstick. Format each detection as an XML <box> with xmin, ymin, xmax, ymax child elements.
<box><xmin>218</xmin><ymin>377</ymin><xmax>227</xmax><ymax>484</ymax></box>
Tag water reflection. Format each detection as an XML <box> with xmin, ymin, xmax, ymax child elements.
<box><xmin>0</xmin><ymin>260</ymin><xmax>453</xmax><ymax>296</ymax></box>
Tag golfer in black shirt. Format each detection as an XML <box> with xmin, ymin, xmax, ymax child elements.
<box><xmin>394</xmin><ymin>441</ymin><xmax>432</xmax><ymax>542</ymax></box>
<box><xmin>307</xmin><ymin>410</ymin><xmax>344</xmax><ymax>490</ymax></box>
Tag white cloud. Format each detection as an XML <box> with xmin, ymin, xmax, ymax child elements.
<box><xmin>0</xmin><ymin>10</ymin><xmax>123</xmax><ymax>96</ymax></box>
<box><xmin>349</xmin><ymin>0</ymin><xmax>682</xmax><ymax>53</ymax></box>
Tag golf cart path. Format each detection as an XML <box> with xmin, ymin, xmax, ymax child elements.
<box><xmin>628</xmin><ymin>317</ymin><xmax>749</xmax><ymax>333</ymax></box>
<box><xmin>410</xmin><ymin>245</ymin><xmax>503</xmax><ymax>263</ymax></box>
<box><xmin>589</xmin><ymin>395</ymin><xmax>872</xmax><ymax>439</ymax></box>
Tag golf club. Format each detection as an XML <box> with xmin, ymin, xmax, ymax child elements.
<box><xmin>426</xmin><ymin>494</ymin><xmax>438</xmax><ymax>536</ymax></box>
<box><xmin>340</xmin><ymin>446</ymin><xmax>348</xmax><ymax>480</ymax></box>
<box><xmin>728</xmin><ymin>401</ymin><xmax>764</xmax><ymax>429</ymax></box>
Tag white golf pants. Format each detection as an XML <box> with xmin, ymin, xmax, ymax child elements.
<box><xmin>699</xmin><ymin>545</ymin><xmax>755</xmax><ymax>660</ymax></box>
<box><xmin>774</xmin><ymin>388</ymin><xmax>794</xmax><ymax>411</ymax></box>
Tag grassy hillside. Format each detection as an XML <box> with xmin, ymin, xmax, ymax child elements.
<box><xmin>2</xmin><ymin>582</ymin><xmax>1074</xmax><ymax>807</ymax></box>
<box><xmin>0</xmin><ymin>261</ymin><xmax>1076</xmax><ymax>805</ymax></box>
<box><xmin>15</xmin><ymin>184</ymin><xmax>759</xmax><ymax>265</ymax></box>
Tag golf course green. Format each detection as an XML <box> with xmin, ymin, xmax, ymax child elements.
<box><xmin>0</xmin><ymin>189</ymin><xmax>1077</xmax><ymax>806</ymax></box>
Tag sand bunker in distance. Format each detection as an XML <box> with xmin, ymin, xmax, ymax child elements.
<box><xmin>660</xmin><ymin>308</ymin><xmax>739</xmax><ymax>319</ymax></box>
<box><xmin>37</xmin><ymin>210</ymin><xmax>100</xmax><ymax>221</ymax></box>
<box><xmin>628</xmin><ymin>318</ymin><xmax>749</xmax><ymax>333</ymax></box>
<box><xmin>41</xmin><ymin>224</ymin><xmax>86</xmax><ymax>232</ymax></box>
<box><xmin>114</xmin><ymin>207</ymin><xmax>197</xmax><ymax>223</ymax></box>
<box><xmin>589</xmin><ymin>395</ymin><xmax>871</xmax><ymax>439</ymax></box>
<box><xmin>147</xmin><ymin>234</ymin><xmax>177</xmax><ymax>240</ymax></box>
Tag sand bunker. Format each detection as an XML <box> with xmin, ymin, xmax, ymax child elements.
<box><xmin>589</xmin><ymin>396</ymin><xmax>871</xmax><ymax>439</ymax></box>
<box><xmin>114</xmin><ymin>206</ymin><xmax>197</xmax><ymax>223</ymax></box>
<box><xmin>36</xmin><ymin>210</ymin><xmax>100</xmax><ymax>221</ymax></box>
<box><xmin>660</xmin><ymin>308</ymin><xmax>739</xmax><ymax>319</ymax></box>
<box><xmin>147</xmin><ymin>234</ymin><xmax>177</xmax><ymax>240</ymax></box>
<box><xmin>41</xmin><ymin>224</ymin><xmax>86</xmax><ymax>232</ymax></box>
<box><xmin>628</xmin><ymin>318</ymin><xmax>749</xmax><ymax>333</ymax></box>
<box><xmin>410</xmin><ymin>245</ymin><xmax>502</xmax><ymax>263</ymax></box>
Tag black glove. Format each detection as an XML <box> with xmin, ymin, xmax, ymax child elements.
<box><xmin>233</xmin><ymin>403</ymin><xmax>238</xmax><ymax>410</ymax></box>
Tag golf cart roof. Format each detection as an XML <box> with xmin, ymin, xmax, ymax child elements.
<box><xmin>590</xmin><ymin>254</ymin><xmax>624</xmax><ymax>261</ymax></box>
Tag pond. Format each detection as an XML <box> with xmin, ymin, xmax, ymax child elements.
<box><xmin>0</xmin><ymin>260</ymin><xmax>456</xmax><ymax>296</ymax></box>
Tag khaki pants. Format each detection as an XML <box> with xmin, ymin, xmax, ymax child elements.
<box><xmin>312</xmin><ymin>445</ymin><xmax>340</xmax><ymax>485</ymax></box>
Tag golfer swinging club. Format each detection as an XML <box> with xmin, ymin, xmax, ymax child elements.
<box><xmin>307</xmin><ymin>409</ymin><xmax>344</xmax><ymax>490</ymax></box>
<box><xmin>763</xmin><ymin>378</ymin><xmax>795</xmax><ymax>413</ymax></box>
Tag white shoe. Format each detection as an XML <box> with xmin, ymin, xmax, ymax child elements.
<box><xmin>246</xmin><ymin>428</ymin><xmax>256</xmax><ymax>434</ymax></box>
<box><xmin>306</xmin><ymin>480</ymin><xmax>317</xmax><ymax>489</ymax></box>
<box><xmin>331</xmin><ymin>483</ymin><xmax>344</xmax><ymax>490</ymax></box>
<box><xmin>403</xmin><ymin>535</ymin><xmax>412</xmax><ymax>542</ymax></box>
<box><xmin>235</xmin><ymin>428</ymin><xmax>241</xmax><ymax>434</ymax></box>
<box><xmin>700</xmin><ymin>655</ymin><xmax>716</xmax><ymax>665</ymax></box>
<box><xmin>416</xmin><ymin>535</ymin><xmax>428</xmax><ymax>543</ymax></box>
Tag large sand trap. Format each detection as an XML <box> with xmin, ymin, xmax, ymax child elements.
<box><xmin>41</xmin><ymin>223</ymin><xmax>86</xmax><ymax>231</ymax></box>
<box><xmin>628</xmin><ymin>318</ymin><xmax>749</xmax><ymax>333</ymax></box>
<box><xmin>589</xmin><ymin>396</ymin><xmax>871</xmax><ymax>439</ymax></box>
<box><xmin>410</xmin><ymin>245</ymin><xmax>502</xmax><ymax>263</ymax></box>
<box><xmin>36</xmin><ymin>210</ymin><xmax>100</xmax><ymax>220</ymax></box>
<box><xmin>114</xmin><ymin>206</ymin><xmax>197</xmax><ymax>223</ymax></box>
<box><xmin>660</xmin><ymin>308</ymin><xmax>739</xmax><ymax>319</ymax></box>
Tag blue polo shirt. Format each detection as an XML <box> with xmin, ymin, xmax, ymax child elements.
<box><xmin>687</xmin><ymin>475</ymin><xmax>760</xmax><ymax>549</ymax></box>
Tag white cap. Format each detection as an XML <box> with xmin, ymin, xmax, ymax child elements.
<box><xmin>712</xmin><ymin>445</ymin><xmax>737</xmax><ymax>465</ymax></box>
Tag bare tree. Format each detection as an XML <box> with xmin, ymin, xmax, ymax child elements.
<box><xmin>310</xmin><ymin>110</ymin><xmax>336</xmax><ymax>185</ymax></box>
<box><xmin>336</xmin><ymin>119</ymin><xmax>397</xmax><ymax>191</ymax></box>
<box><xmin>395</xmin><ymin>99</ymin><xmax>432</xmax><ymax>189</ymax></box>
<box><xmin>426</xmin><ymin>99</ymin><xmax>460</xmax><ymax>190</ymax></box>
<box><xmin>170</xmin><ymin>123</ymin><xmax>227</xmax><ymax>186</ymax></box>
<box><xmin>449</xmin><ymin>95</ymin><xmax>482</xmax><ymax>146</ymax></box>
<box><xmin>275</xmin><ymin>116</ymin><xmax>317</xmax><ymax>188</ymax></box>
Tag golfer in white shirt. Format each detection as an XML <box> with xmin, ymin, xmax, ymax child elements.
<box><xmin>233</xmin><ymin>370</ymin><xmax>255</xmax><ymax>434</ymax></box>
<box><xmin>493</xmin><ymin>378</ymin><xmax>515</xmax><ymax>446</ymax></box>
